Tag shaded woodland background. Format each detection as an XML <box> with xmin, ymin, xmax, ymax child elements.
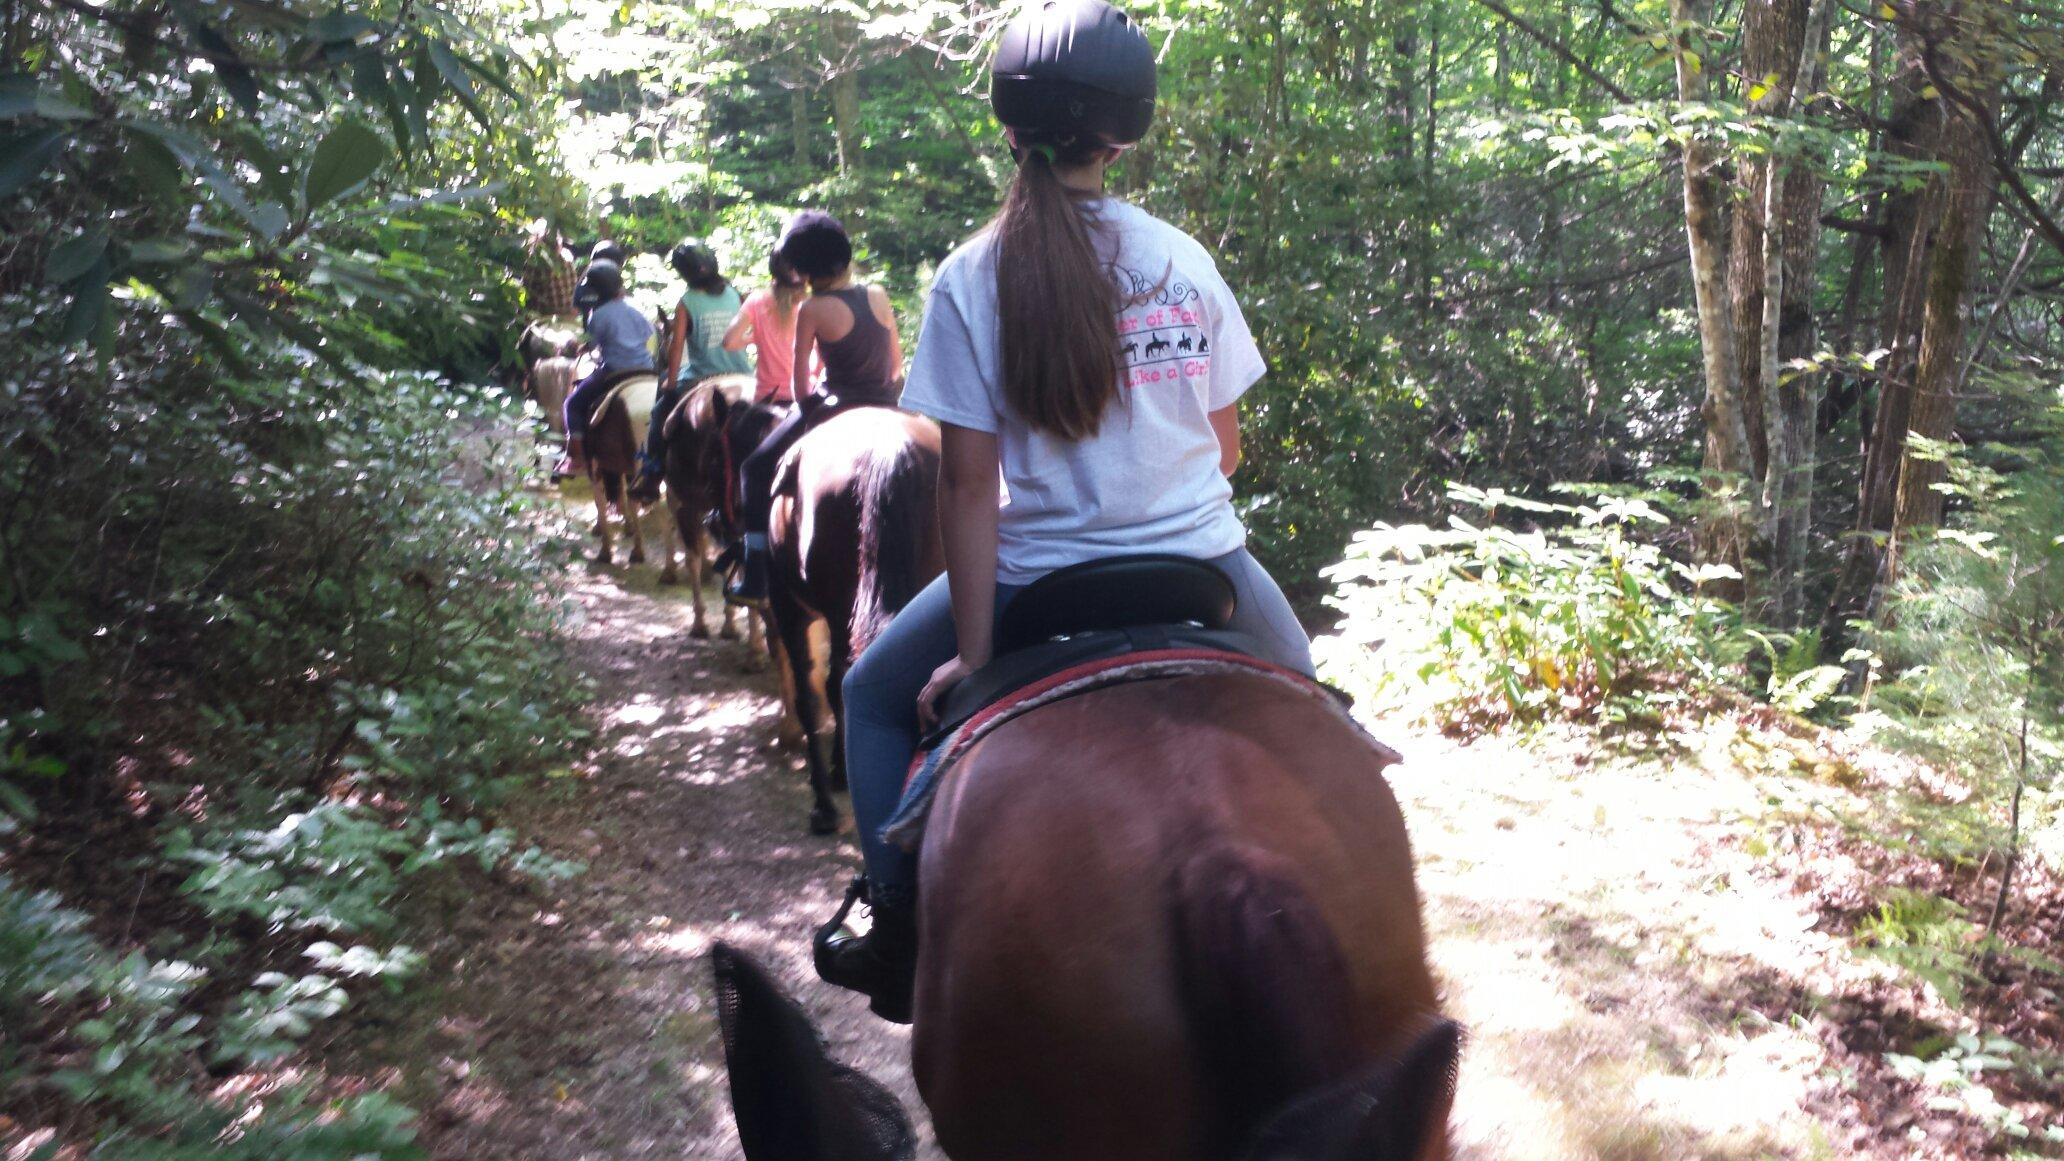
<box><xmin>3</xmin><ymin>0</ymin><xmax>2062</xmax><ymax>1154</ymax></box>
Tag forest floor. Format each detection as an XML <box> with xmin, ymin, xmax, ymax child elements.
<box><xmin>323</xmin><ymin>494</ymin><xmax>2058</xmax><ymax>1161</ymax></box>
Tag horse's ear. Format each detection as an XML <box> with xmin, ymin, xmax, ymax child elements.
<box><xmin>1241</xmin><ymin>1018</ymin><xmax>1460</xmax><ymax>1161</ymax></box>
<box><xmin>711</xmin><ymin>943</ymin><xmax>916</xmax><ymax>1161</ymax></box>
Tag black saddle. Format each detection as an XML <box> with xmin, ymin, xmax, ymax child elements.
<box><xmin>927</xmin><ymin>555</ymin><xmax>1264</xmax><ymax>745</ymax></box>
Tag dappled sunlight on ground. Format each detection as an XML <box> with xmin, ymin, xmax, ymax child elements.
<box><xmin>342</xmin><ymin>498</ymin><xmax>1948</xmax><ymax>1158</ymax></box>
<box><xmin>1383</xmin><ymin>722</ymin><xmax>1910</xmax><ymax>1159</ymax></box>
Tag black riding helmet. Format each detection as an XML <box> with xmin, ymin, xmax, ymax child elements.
<box><xmin>583</xmin><ymin>258</ymin><xmax>624</xmax><ymax>300</ymax></box>
<box><xmin>991</xmin><ymin>0</ymin><xmax>1157</xmax><ymax>146</ymax></box>
<box><xmin>590</xmin><ymin>239</ymin><xmax>628</xmax><ymax>266</ymax></box>
<box><xmin>670</xmin><ymin>239</ymin><xmax>720</xmax><ymax>287</ymax></box>
<box><xmin>775</xmin><ymin>211</ymin><xmax>853</xmax><ymax>281</ymax></box>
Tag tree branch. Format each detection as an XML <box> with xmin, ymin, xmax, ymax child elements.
<box><xmin>1468</xmin><ymin>0</ymin><xmax>1639</xmax><ymax>103</ymax></box>
<box><xmin>1918</xmin><ymin>30</ymin><xmax>2064</xmax><ymax>261</ymax></box>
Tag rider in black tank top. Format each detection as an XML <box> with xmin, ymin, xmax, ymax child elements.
<box><xmin>817</xmin><ymin>286</ymin><xmax>901</xmax><ymax>405</ymax></box>
<box><xmin>729</xmin><ymin>212</ymin><xmax>905</xmax><ymax>605</ymax></box>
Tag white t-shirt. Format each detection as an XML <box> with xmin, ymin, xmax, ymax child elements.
<box><xmin>901</xmin><ymin>199</ymin><xmax>1267</xmax><ymax>585</ymax></box>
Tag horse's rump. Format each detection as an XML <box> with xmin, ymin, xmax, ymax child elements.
<box><xmin>915</xmin><ymin>674</ymin><xmax>1442</xmax><ymax>1160</ymax></box>
<box><xmin>586</xmin><ymin>372</ymin><xmax>660</xmax><ymax>477</ymax></box>
<box><xmin>772</xmin><ymin>408</ymin><xmax>941</xmax><ymax>652</ymax></box>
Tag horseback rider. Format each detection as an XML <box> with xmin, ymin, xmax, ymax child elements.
<box><xmin>726</xmin><ymin>211</ymin><xmax>903</xmax><ymax>606</ymax></box>
<box><xmin>633</xmin><ymin>240</ymin><xmax>755</xmax><ymax>503</ymax></box>
<box><xmin>813</xmin><ymin>0</ymin><xmax>1315</xmax><ymax>1024</ymax></box>
<box><xmin>572</xmin><ymin>239</ymin><xmax>629</xmax><ymax>324</ymax></box>
<box><xmin>560</xmin><ymin>257</ymin><xmax>657</xmax><ymax>475</ymax></box>
<box><xmin>721</xmin><ymin>249</ymin><xmax>819</xmax><ymax>406</ymax></box>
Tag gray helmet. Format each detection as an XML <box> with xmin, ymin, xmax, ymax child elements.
<box><xmin>991</xmin><ymin>0</ymin><xmax>1157</xmax><ymax>146</ymax></box>
<box><xmin>583</xmin><ymin>258</ymin><xmax>624</xmax><ymax>300</ymax></box>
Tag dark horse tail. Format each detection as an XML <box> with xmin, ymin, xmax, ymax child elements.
<box><xmin>849</xmin><ymin>426</ymin><xmax>940</xmax><ymax>656</ymax></box>
<box><xmin>1173</xmin><ymin>847</ymin><xmax>1460</xmax><ymax>1159</ymax></box>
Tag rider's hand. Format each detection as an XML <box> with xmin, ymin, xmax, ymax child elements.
<box><xmin>917</xmin><ymin>654</ymin><xmax>977</xmax><ymax>732</ymax></box>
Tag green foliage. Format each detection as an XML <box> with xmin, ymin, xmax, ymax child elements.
<box><xmin>0</xmin><ymin>873</ymin><xmax>425</xmax><ymax>1157</ymax></box>
<box><xmin>3</xmin><ymin>1</ymin><xmax>591</xmax><ymax>1146</ymax></box>
<box><xmin>1883</xmin><ymin>1029</ymin><xmax>2064</xmax><ymax>1149</ymax></box>
<box><xmin>1858</xmin><ymin>435</ymin><xmax>2064</xmax><ymax>891</ymax></box>
<box><xmin>1318</xmin><ymin>484</ymin><xmax>1748</xmax><ymax>731</ymax></box>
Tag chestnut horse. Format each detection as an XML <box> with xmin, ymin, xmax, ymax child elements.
<box><xmin>769</xmin><ymin>407</ymin><xmax>943</xmax><ymax>834</ymax></box>
<box><xmin>716</xmin><ymin>672</ymin><xmax>1456</xmax><ymax>1160</ymax></box>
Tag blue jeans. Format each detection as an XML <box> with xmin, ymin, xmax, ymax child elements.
<box><xmin>841</xmin><ymin>547</ymin><xmax>1315</xmax><ymax>904</ymax></box>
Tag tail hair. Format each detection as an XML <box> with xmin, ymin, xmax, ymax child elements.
<box><xmin>850</xmin><ymin>434</ymin><xmax>940</xmax><ymax>655</ymax></box>
<box><xmin>1172</xmin><ymin>846</ymin><xmax>1360</xmax><ymax>1143</ymax></box>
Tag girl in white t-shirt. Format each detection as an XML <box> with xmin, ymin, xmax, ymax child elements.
<box><xmin>814</xmin><ymin>0</ymin><xmax>1313</xmax><ymax>1024</ymax></box>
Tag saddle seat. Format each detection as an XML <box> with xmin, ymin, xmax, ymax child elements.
<box><xmin>927</xmin><ymin>554</ymin><xmax>1264</xmax><ymax>746</ymax></box>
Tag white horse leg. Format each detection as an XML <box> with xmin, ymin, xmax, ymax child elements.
<box><xmin>593</xmin><ymin>479</ymin><xmax>613</xmax><ymax>564</ymax></box>
<box><xmin>658</xmin><ymin>491</ymin><xmax>681</xmax><ymax>586</ymax></box>
<box><xmin>625</xmin><ymin>489</ymin><xmax>648</xmax><ymax>566</ymax></box>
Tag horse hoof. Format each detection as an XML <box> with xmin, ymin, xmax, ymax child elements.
<box><xmin>629</xmin><ymin>549</ymin><xmax>647</xmax><ymax>565</ymax></box>
<box><xmin>595</xmin><ymin>551</ymin><xmax>613</xmax><ymax>565</ymax></box>
<box><xmin>719</xmin><ymin>626</ymin><xmax>740</xmax><ymax>642</ymax></box>
<box><xmin>808</xmin><ymin>808</ymin><xmax>840</xmax><ymax>836</ymax></box>
<box><xmin>658</xmin><ymin>570</ymin><xmax>679</xmax><ymax>586</ymax></box>
<box><xmin>689</xmin><ymin>623</ymin><xmax>710</xmax><ymax>640</ymax></box>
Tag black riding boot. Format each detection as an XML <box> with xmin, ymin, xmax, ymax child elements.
<box><xmin>726</xmin><ymin>536</ymin><xmax>770</xmax><ymax>607</ymax></box>
<box><xmin>814</xmin><ymin>877</ymin><xmax>917</xmax><ymax>1024</ymax></box>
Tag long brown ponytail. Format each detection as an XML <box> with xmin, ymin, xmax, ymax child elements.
<box><xmin>994</xmin><ymin>145</ymin><xmax>1121</xmax><ymax>440</ymax></box>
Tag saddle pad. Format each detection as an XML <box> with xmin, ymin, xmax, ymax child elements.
<box><xmin>598</xmin><ymin>372</ymin><xmax>660</xmax><ymax>445</ymax></box>
<box><xmin>880</xmin><ymin>650</ymin><xmax>1403</xmax><ymax>853</ymax></box>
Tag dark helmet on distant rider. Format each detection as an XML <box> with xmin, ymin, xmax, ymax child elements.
<box><xmin>670</xmin><ymin>239</ymin><xmax>721</xmax><ymax>287</ymax></box>
<box><xmin>775</xmin><ymin>210</ymin><xmax>853</xmax><ymax>281</ymax></box>
<box><xmin>590</xmin><ymin>239</ymin><xmax>628</xmax><ymax>266</ymax></box>
<box><xmin>584</xmin><ymin>258</ymin><xmax>624</xmax><ymax>300</ymax></box>
<box><xmin>991</xmin><ymin>0</ymin><xmax>1157</xmax><ymax>147</ymax></box>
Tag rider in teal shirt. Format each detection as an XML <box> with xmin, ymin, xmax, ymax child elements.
<box><xmin>635</xmin><ymin>241</ymin><xmax>755</xmax><ymax>500</ymax></box>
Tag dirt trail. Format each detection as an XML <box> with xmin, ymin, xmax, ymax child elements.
<box><xmin>373</xmin><ymin>553</ymin><xmax>1915</xmax><ymax>1159</ymax></box>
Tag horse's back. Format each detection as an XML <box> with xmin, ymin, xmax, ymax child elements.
<box><xmin>914</xmin><ymin>674</ymin><xmax>1436</xmax><ymax>1161</ymax></box>
<box><xmin>588</xmin><ymin>372</ymin><xmax>661</xmax><ymax>475</ymax></box>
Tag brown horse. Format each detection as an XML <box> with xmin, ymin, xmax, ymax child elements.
<box><xmin>715</xmin><ymin>672</ymin><xmax>1456</xmax><ymax>1160</ymax></box>
<box><xmin>768</xmin><ymin>407</ymin><xmax>943</xmax><ymax>834</ymax></box>
<box><xmin>658</xmin><ymin>373</ymin><xmax>762</xmax><ymax>642</ymax></box>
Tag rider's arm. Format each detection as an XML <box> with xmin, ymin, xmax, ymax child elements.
<box><xmin>792</xmin><ymin>300</ymin><xmax>820</xmax><ymax>401</ymax></box>
<box><xmin>939</xmin><ymin>423</ymin><xmax>1002</xmax><ymax>668</ymax></box>
<box><xmin>721</xmin><ymin>297</ymin><xmax>754</xmax><ymax>352</ymax></box>
<box><xmin>663</xmin><ymin>307</ymin><xmax>689</xmax><ymax>386</ymax></box>
<box><xmin>1209</xmin><ymin>403</ymin><xmax>1241</xmax><ymax>476</ymax></box>
<box><xmin>876</xmin><ymin>286</ymin><xmax>904</xmax><ymax>376</ymax></box>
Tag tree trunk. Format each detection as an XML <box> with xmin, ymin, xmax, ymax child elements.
<box><xmin>790</xmin><ymin>79</ymin><xmax>812</xmax><ymax>169</ymax></box>
<box><xmin>1671</xmin><ymin>0</ymin><xmax>1752</xmax><ymax>597</ymax></box>
<box><xmin>1254</xmin><ymin>0</ymin><xmax>1290</xmax><ymax>280</ymax></box>
<box><xmin>1826</xmin><ymin>23</ymin><xmax>1997</xmax><ymax>634</ymax></box>
<box><xmin>1890</xmin><ymin>110</ymin><xmax>1993</xmax><ymax>544</ymax></box>
<box><xmin>825</xmin><ymin>15</ymin><xmax>862</xmax><ymax>176</ymax></box>
<box><xmin>1740</xmin><ymin>0</ymin><xmax>1831</xmax><ymax>626</ymax></box>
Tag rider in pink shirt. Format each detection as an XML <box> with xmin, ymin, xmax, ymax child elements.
<box><xmin>722</xmin><ymin>251</ymin><xmax>820</xmax><ymax>404</ymax></box>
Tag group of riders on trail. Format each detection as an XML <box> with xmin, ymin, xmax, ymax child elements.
<box><xmin>553</xmin><ymin>0</ymin><xmax>1319</xmax><ymax>1026</ymax></box>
